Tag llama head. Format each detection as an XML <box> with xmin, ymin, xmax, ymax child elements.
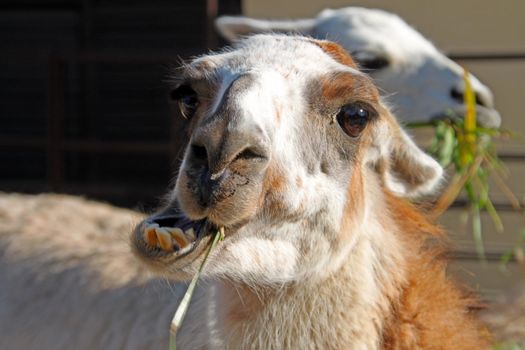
<box><xmin>216</xmin><ymin>7</ymin><xmax>501</xmax><ymax>128</ymax></box>
<box><xmin>132</xmin><ymin>35</ymin><xmax>442</xmax><ymax>284</ymax></box>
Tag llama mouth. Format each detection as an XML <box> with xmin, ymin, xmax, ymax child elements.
<box><xmin>432</xmin><ymin>106</ymin><xmax>501</xmax><ymax>129</ymax></box>
<box><xmin>141</xmin><ymin>214</ymin><xmax>215</xmax><ymax>256</ymax></box>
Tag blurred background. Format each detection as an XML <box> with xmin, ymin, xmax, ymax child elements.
<box><xmin>1</xmin><ymin>0</ymin><xmax>524</xmax><ymax>304</ymax></box>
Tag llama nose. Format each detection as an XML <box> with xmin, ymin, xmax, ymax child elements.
<box><xmin>188</xmin><ymin>72</ymin><xmax>270</xmax><ymax>187</ymax></box>
<box><xmin>189</xmin><ymin>129</ymin><xmax>269</xmax><ymax>208</ymax></box>
<box><xmin>450</xmin><ymin>87</ymin><xmax>490</xmax><ymax>108</ymax></box>
<box><xmin>190</xmin><ymin>124</ymin><xmax>270</xmax><ymax>177</ymax></box>
<box><xmin>191</xmin><ymin>137</ymin><xmax>267</xmax><ymax>179</ymax></box>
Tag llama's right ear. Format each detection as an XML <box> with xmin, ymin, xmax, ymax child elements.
<box><xmin>215</xmin><ymin>16</ymin><xmax>316</xmax><ymax>42</ymax></box>
<box><xmin>365</xmin><ymin>112</ymin><xmax>444</xmax><ymax>198</ymax></box>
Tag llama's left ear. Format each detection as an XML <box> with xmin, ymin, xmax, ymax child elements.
<box><xmin>215</xmin><ymin>16</ymin><xmax>316</xmax><ymax>42</ymax></box>
<box><xmin>366</xmin><ymin>114</ymin><xmax>443</xmax><ymax>198</ymax></box>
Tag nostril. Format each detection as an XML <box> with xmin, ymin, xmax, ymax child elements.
<box><xmin>191</xmin><ymin>144</ymin><xmax>207</xmax><ymax>161</ymax></box>
<box><xmin>450</xmin><ymin>87</ymin><xmax>488</xmax><ymax>107</ymax></box>
<box><xmin>474</xmin><ymin>93</ymin><xmax>487</xmax><ymax>107</ymax></box>
<box><xmin>235</xmin><ymin>147</ymin><xmax>263</xmax><ymax>161</ymax></box>
<box><xmin>450</xmin><ymin>88</ymin><xmax>464</xmax><ymax>103</ymax></box>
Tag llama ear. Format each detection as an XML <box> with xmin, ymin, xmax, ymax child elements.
<box><xmin>215</xmin><ymin>16</ymin><xmax>316</xmax><ymax>42</ymax></box>
<box><xmin>366</xmin><ymin>117</ymin><xmax>443</xmax><ymax>198</ymax></box>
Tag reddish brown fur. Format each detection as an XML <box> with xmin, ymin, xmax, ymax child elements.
<box><xmin>381</xmin><ymin>193</ymin><xmax>491</xmax><ymax>349</ymax></box>
<box><xmin>320</xmin><ymin>73</ymin><xmax>379</xmax><ymax>104</ymax></box>
<box><xmin>321</xmin><ymin>73</ymin><xmax>356</xmax><ymax>100</ymax></box>
<box><xmin>310</xmin><ymin>39</ymin><xmax>358</xmax><ymax>68</ymax></box>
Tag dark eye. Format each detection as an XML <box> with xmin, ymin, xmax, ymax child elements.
<box><xmin>336</xmin><ymin>103</ymin><xmax>372</xmax><ymax>137</ymax></box>
<box><xmin>352</xmin><ymin>51</ymin><xmax>389</xmax><ymax>72</ymax></box>
<box><xmin>170</xmin><ymin>85</ymin><xmax>198</xmax><ymax>118</ymax></box>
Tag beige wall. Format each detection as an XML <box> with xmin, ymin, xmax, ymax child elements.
<box><xmin>241</xmin><ymin>0</ymin><xmax>525</xmax><ymax>298</ymax></box>
<box><xmin>244</xmin><ymin>0</ymin><xmax>525</xmax><ymax>53</ymax></box>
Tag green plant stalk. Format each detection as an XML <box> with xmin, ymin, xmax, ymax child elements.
<box><xmin>462</xmin><ymin>68</ymin><xmax>477</xmax><ymax>166</ymax></box>
<box><xmin>169</xmin><ymin>228</ymin><xmax>224</xmax><ymax>350</ymax></box>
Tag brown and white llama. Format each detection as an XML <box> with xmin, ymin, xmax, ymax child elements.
<box><xmin>131</xmin><ymin>34</ymin><xmax>491</xmax><ymax>349</ymax></box>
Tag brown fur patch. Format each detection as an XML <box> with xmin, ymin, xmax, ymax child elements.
<box><xmin>319</xmin><ymin>72</ymin><xmax>380</xmax><ymax>104</ymax></box>
<box><xmin>310</xmin><ymin>39</ymin><xmax>357</xmax><ymax>68</ymax></box>
<box><xmin>381</xmin><ymin>193</ymin><xmax>491</xmax><ymax>349</ymax></box>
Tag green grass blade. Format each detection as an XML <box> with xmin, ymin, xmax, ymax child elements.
<box><xmin>169</xmin><ymin>228</ymin><xmax>223</xmax><ymax>349</ymax></box>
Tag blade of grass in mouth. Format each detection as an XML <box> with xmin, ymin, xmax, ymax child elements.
<box><xmin>169</xmin><ymin>227</ymin><xmax>224</xmax><ymax>350</ymax></box>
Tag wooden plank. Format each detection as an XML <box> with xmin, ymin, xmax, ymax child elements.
<box><xmin>452</xmin><ymin>161</ymin><xmax>525</xmax><ymax>204</ymax></box>
<box><xmin>243</xmin><ymin>0</ymin><xmax>525</xmax><ymax>54</ymax></box>
<box><xmin>439</xmin><ymin>209</ymin><xmax>524</xmax><ymax>253</ymax></box>
<box><xmin>448</xmin><ymin>259</ymin><xmax>524</xmax><ymax>301</ymax></box>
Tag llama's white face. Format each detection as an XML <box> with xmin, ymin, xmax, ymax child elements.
<box><xmin>216</xmin><ymin>7</ymin><xmax>501</xmax><ymax>128</ymax></box>
<box><xmin>132</xmin><ymin>35</ymin><xmax>442</xmax><ymax>283</ymax></box>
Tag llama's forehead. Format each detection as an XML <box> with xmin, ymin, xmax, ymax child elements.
<box><xmin>315</xmin><ymin>8</ymin><xmax>438</xmax><ymax>60</ymax></box>
<box><xmin>187</xmin><ymin>35</ymin><xmax>362</xmax><ymax>83</ymax></box>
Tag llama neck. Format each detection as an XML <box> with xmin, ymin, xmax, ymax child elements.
<box><xmin>215</xmin><ymin>213</ymin><xmax>406</xmax><ymax>349</ymax></box>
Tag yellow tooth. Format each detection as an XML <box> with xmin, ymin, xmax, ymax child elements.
<box><xmin>144</xmin><ymin>224</ymin><xmax>159</xmax><ymax>247</ymax></box>
<box><xmin>184</xmin><ymin>227</ymin><xmax>196</xmax><ymax>241</ymax></box>
<box><xmin>155</xmin><ymin>227</ymin><xmax>174</xmax><ymax>252</ymax></box>
<box><xmin>167</xmin><ymin>227</ymin><xmax>190</xmax><ymax>248</ymax></box>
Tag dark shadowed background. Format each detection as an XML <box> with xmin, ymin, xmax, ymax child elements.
<box><xmin>1</xmin><ymin>0</ymin><xmax>241</xmax><ymax>210</ymax></box>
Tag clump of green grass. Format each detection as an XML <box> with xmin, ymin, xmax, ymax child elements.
<box><xmin>407</xmin><ymin>69</ymin><xmax>520</xmax><ymax>258</ymax></box>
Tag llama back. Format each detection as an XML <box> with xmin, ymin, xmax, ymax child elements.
<box><xmin>0</xmin><ymin>193</ymin><xmax>178</xmax><ymax>349</ymax></box>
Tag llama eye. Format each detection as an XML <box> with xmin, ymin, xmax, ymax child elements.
<box><xmin>352</xmin><ymin>51</ymin><xmax>389</xmax><ymax>71</ymax></box>
<box><xmin>170</xmin><ymin>85</ymin><xmax>199</xmax><ymax>118</ymax></box>
<box><xmin>336</xmin><ymin>103</ymin><xmax>372</xmax><ymax>137</ymax></box>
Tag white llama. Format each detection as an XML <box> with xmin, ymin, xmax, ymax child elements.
<box><xmin>216</xmin><ymin>7</ymin><xmax>501</xmax><ymax>128</ymax></box>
